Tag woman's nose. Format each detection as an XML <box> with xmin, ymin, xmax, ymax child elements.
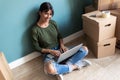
<box><xmin>47</xmin><ymin>14</ymin><xmax>52</xmax><ymax>18</ymax></box>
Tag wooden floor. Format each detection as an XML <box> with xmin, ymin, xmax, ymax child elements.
<box><xmin>12</xmin><ymin>36</ymin><xmax>120</xmax><ymax>80</ymax></box>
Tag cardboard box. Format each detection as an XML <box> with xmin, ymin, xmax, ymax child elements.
<box><xmin>82</xmin><ymin>11</ymin><xmax>116</xmax><ymax>42</ymax></box>
<box><xmin>85</xmin><ymin>35</ymin><xmax>116</xmax><ymax>58</ymax></box>
<box><xmin>0</xmin><ymin>52</ymin><xmax>13</xmax><ymax>80</ymax></box>
<box><xmin>0</xmin><ymin>71</ymin><xmax>5</xmax><ymax>80</ymax></box>
<box><xmin>110</xmin><ymin>9</ymin><xmax>120</xmax><ymax>40</ymax></box>
<box><xmin>93</xmin><ymin>0</ymin><xmax>111</xmax><ymax>10</ymax></box>
<box><xmin>93</xmin><ymin>0</ymin><xmax>120</xmax><ymax>10</ymax></box>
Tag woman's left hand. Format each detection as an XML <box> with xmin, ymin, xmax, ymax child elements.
<box><xmin>60</xmin><ymin>46</ymin><xmax>68</xmax><ymax>53</ymax></box>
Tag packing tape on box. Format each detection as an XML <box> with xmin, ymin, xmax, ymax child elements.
<box><xmin>101</xmin><ymin>11</ymin><xmax>110</xmax><ymax>18</ymax></box>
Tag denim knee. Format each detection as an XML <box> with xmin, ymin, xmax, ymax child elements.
<box><xmin>44</xmin><ymin>61</ymin><xmax>58</xmax><ymax>75</ymax></box>
<box><xmin>79</xmin><ymin>46</ymin><xmax>88</xmax><ymax>56</ymax></box>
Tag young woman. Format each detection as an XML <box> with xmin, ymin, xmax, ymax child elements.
<box><xmin>32</xmin><ymin>2</ymin><xmax>91</xmax><ymax>80</ymax></box>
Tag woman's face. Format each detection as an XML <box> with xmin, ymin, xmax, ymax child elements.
<box><xmin>40</xmin><ymin>10</ymin><xmax>52</xmax><ymax>22</ymax></box>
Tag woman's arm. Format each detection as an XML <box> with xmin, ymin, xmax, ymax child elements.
<box><xmin>59</xmin><ymin>39</ymin><xmax>68</xmax><ymax>53</ymax></box>
<box><xmin>41</xmin><ymin>48</ymin><xmax>61</xmax><ymax>57</ymax></box>
<box><xmin>51</xmin><ymin>20</ymin><xmax>68</xmax><ymax>52</ymax></box>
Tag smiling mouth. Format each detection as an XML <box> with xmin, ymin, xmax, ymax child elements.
<box><xmin>45</xmin><ymin>18</ymin><xmax>51</xmax><ymax>20</ymax></box>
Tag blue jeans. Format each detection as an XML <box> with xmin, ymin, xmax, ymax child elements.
<box><xmin>44</xmin><ymin>45</ymin><xmax>88</xmax><ymax>74</ymax></box>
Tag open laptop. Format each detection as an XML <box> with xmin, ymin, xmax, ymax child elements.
<box><xmin>56</xmin><ymin>43</ymin><xmax>83</xmax><ymax>63</ymax></box>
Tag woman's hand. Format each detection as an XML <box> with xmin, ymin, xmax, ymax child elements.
<box><xmin>49</xmin><ymin>50</ymin><xmax>61</xmax><ymax>57</ymax></box>
<box><xmin>60</xmin><ymin>45</ymin><xmax>68</xmax><ymax>53</ymax></box>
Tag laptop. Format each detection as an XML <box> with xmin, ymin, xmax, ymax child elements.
<box><xmin>47</xmin><ymin>43</ymin><xmax>83</xmax><ymax>63</ymax></box>
<box><xmin>56</xmin><ymin>43</ymin><xmax>83</xmax><ymax>63</ymax></box>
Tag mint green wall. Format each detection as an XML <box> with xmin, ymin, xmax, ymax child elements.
<box><xmin>0</xmin><ymin>0</ymin><xmax>92</xmax><ymax>63</ymax></box>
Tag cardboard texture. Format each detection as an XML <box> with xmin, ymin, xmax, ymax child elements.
<box><xmin>82</xmin><ymin>11</ymin><xmax>116</xmax><ymax>42</ymax></box>
<box><xmin>0</xmin><ymin>71</ymin><xmax>5</xmax><ymax>80</ymax></box>
<box><xmin>85</xmin><ymin>35</ymin><xmax>116</xmax><ymax>58</ymax></box>
<box><xmin>0</xmin><ymin>52</ymin><xmax>13</xmax><ymax>80</ymax></box>
<box><xmin>93</xmin><ymin>0</ymin><xmax>120</xmax><ymax>10</ymax></box>
<box><xmin>110</xmin><ymin>9</ymin><xmax>120</xmax><ymax>40</ymax></box>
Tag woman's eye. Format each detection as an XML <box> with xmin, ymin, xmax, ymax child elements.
<box><xmin>44</xmin><ymin>12</ymin><xmax>48</xmax><ymax>14</ymax></box>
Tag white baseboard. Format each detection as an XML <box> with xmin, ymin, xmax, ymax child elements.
<box><xmin>63</xmin><ymin>30</ymin><xmax>83</xmax><ymax>44</ymax></box>
<box><xmin>9</xmin><ymin>52</ymin><xmax>41</xmax><ymax>69</ymax></box>
<box><xmin>9</xmin><ymin>30</ymin><xmax>83</xmax><ymax>69</ymax></box>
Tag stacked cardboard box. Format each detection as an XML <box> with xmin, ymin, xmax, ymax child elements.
<box><xmin>110</xmin><ymin>9</ymin><xmax>120</xmax><ymax>40</ymax></box>
<box><xmin>85</xmin><ymin>0</ymin><xmax>120</xmax><ymax>48</ymax></box>
<box><xmin>82</xmin><ymin>11</ymin><xmax>117</xmax><ymax>58</ymax></box>
<box><xmin>85</xmin><ymin>0</ymin><xmax>120</xmax><ymax>13</ymax></box>
<box><xmin>0</xmin><ymin>52</ymin><xmax>13</xmax><ymax>80</ymax></box>
<box><xmin>85</xmin><ymin>35</ymin><xmax>116</xmax><ymax>58</ymax></box>
<box><xmin>93</xmin><ymin>0</ymin><xmax>120</xmax><ymax>10</ymax></box>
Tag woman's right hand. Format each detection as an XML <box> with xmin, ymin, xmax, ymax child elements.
<box><xmin>50</xmin><ymin>50</ymin><xmax>61</xmax><ymax>57</ymax></box>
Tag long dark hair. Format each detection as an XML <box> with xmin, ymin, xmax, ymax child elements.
<box><xmin>39</xmin><ymin>2</ymin><xmax>54</xmax><ymax>16</ymax></box>
<box><xmin>36</xmin><ymin>2</ymin><xmax>54</xmax><ymax>22</ymax></box>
